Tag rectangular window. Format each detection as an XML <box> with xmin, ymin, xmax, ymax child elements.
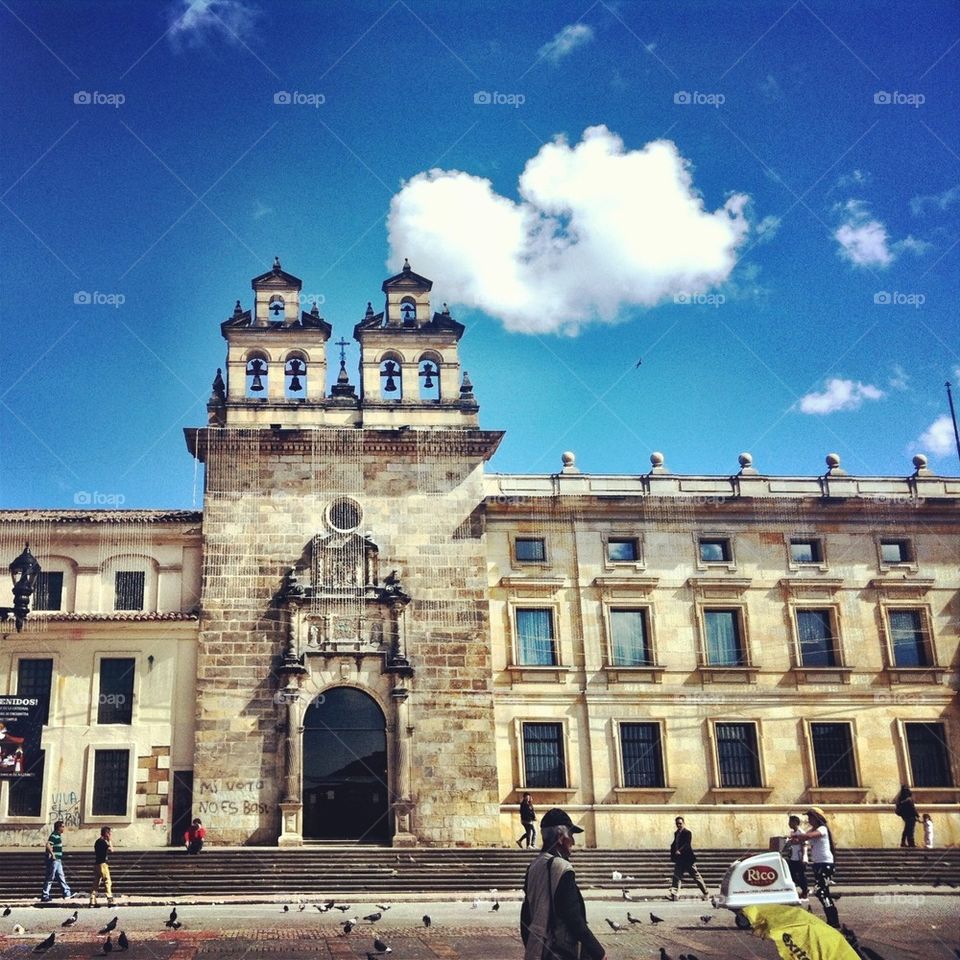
<box><xmin>796</xmin><ymin>609</ymin><xmax>838</xmax><ymax>667</ymax></box>
<box><xmin>97</xmin><ymin>658</ymin><xmax>135</xmax><ymax>724</ymax></box>
<box><xmin>114</xmin><ymin>571</ymin><xmax>145</xmax><ymax>611</ymax></box>
<box><xmin>905</xmin><ymin>722</ymin><xmax>953</xmax><ymax>787</ymax></box>
<box><xmin>33</xmin><ymin>572</ymin><xmax>63</xmax><ymax>611</ymax></box>
<box><xmin>811</xmin><ymin>722</ymin><xmax>857</xmax><ymax>787</ymax></box>
<box><xmin>92</xmin><ymin>749</ymin><xmax>129</xmax><ymax>816</ymax></box>
<box><xmin>620</xmin><ymin>722</ymin><xmax>665</xmax><ymax>788</ymax></box>
<box><xmin>881</xmin><ymin>539</ymin><xmax>912</xmax><ymax>564</ymax></box>
<box><xmin>887</xmin><ymin>609</ymin><xmax>930</xmax><ymax>667</ymax></box>
<box><xmin>610</xmin><ymin>609</ymin><xmax>652</xmax><ymax>666</ymax></box>
<box><xmin>716</xmin><ymin>722</ymin><xmax>762</xmax><ymax>788</ymax></box>
<box><xmin>8</xmin><ymin>749</ymin><xmax>44</xmax><ymax>817</ymax></box>
<box><xmin>790</xmin><ymin>539</ymin><xmax>822</xmax><ymax>564</ymax></box>
<box><xmin>515</xmin><ymin>537</ymin><xmax>546</xmax><ymax>563</ymax></box>
<box><xmin>607</xmin><ymin>538</ymin><xmax>639</xmax><ymax>562</ymax></box>
<box><xmin>699</xmin><ymin>538</ymin><xmax>731</xmax><ymax>563</ymax></box>
<box><xmin>704</xmin><ymin>609</ymin><xmax>745</xmax><ymax>666</ymax></box>
<box><xmin>17</xmin><ymin>658</ymin><xmax>53</xmax><ymax>726</ymax></box>
<box><xmin>522</xmin><ymin>722</ymin><xmax>566</xmax><ymax>788</ymax></box>
<box><xmin>516</xmin><ymin>609</ymin><xmax>556</xmax><ymax>666</ymax></box>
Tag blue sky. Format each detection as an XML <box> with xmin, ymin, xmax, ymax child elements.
<box><xmin>1</xmin><ymin>0</ymin><xmax>958</xmax><ymax>509</ymax></box>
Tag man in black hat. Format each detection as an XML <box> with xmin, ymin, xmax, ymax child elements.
<box><xmin>520</xmin><ymin>808</ymin><xmax>605</xmax><ymax>960</ymax></box>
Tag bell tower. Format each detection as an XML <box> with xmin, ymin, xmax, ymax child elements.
<box><xmin>353</xmin><ymin>259</ymin><xmax>478</xmax><ymax>429</ymax></box>
<box><xmin>210</xmin><ymin>257</ymin><xmax>333</xmax><ymax>428</ymax></box>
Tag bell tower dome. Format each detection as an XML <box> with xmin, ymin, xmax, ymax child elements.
<box><xmin>353</xmin><ymin>260</ymin><xmax>478</xmax><ymax>429</ymax></box>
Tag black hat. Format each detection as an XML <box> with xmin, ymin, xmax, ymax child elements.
<box><xmin>540</xmin><ymin>807</ymin><xmax>584</xmax><ymax>834</ymax></box>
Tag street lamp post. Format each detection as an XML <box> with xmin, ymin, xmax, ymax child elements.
<box><xmin>0</xmin><ymin>543</ymin><xmax>41</xmax><ymax>632</ymax></box>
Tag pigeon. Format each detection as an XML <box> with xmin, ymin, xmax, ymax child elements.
<box><xmin>622</xmin><ymin>888</ymin><xmax>634</xmax><ymax>901</ymax></box>
<box><xmin>366</xmin><ymin>954</ymin><xmax>384</xmax><ymax>960</ymax></box>
<box><xmin>860</xmin><ymin>949</ymin><xmax>888</xmax><ymax>960</ymax></box>
<box><xmin>34</xmin><ymin>932</ymin><xmax>55</xmax><ymax>952</ymax></box>
<box><xmin>282</xmin><ymin>905</ymin><xmax>289</xmax><ymax>913</ymax></box>
<box><xmin>604</xmin><ymin>918</ymin><xmax>624</xmax><ymax>932</ymax></box>
<box><xmin>612</xmin><ymin>870</ymin><xmax>623</xmax><ymax>880</ymax></box>
<box><xmin>636</xmin><ymin>359</ymin><xmax>643</xmax><ymax>367</ymax></box>
<box><xmin>118</xmin><ymin>931</ymin><xmax>129</xmax><ymax>951</ymax></box>
<box><xmin>650</xmin><ymin>912</ymin><xmax>665</xmax><ymax>924</ymax></box>
<box><xmin>322</xmin><ymin>899</ymin><xmax>336</xmax><ymax>910</ymax></box>
<box><xmin>700</xmin><ymin>914</ymin><xmax>713</xmax><ymax>924</ymax></box>
<box><xmin>375</xmin><ymin>904</ymin><xmax>392</xmax><ymax>912</ymax></box>
<box><xmin>13</xmin><ymin>924</ymin><xmax>25</xmax><ymax>935</ymax></box>
<box><xmin>471</xmin><ymin>898</ymin><xmax>481</xmax><ymax>910</ymax></box>
<box><xmin>681</xmin><ymin>954</ymin><xmax>700</xmax><ymax>960</ymax></box>
<box><xmin>841</xmin><ymin>924</ymin><xmax>859</xmax><ymax>946</ymax></box>
<box><xmin>342</xmin><ymin>920</ymin><xmax>356</xmax><ymax>935</ymax></box>
<box><xmin>334</xmin><ymin>904</ymin><xmax>352</xmax><ymax>913</ymax></box>
<box><xmin>659</xmin><ymin>949</ymin><xmax>672</xmax><ymax>960</ymax></box>
<box><xmin>373</xmin><ymin>936</ymin><xmax>392</xmax><ymax>952</ymax></box>
<box><xmin>422</xmin><ymin>914</ymin><xmax>431</xmax><ymax>928</ymax></box>
<box><xmin>99</xmin><ymin>917</ymin><xmax>118</xmax><ymax>934</ymax></box>
<box><xmin>165</xmin><ymin>908</ymin><xmax>178</xmax><ymax>926</ymax></box>
<box><xmin>103</xmin><ymin>934</ymin><xmax>113</xmax><ymax>954</ymax></box>
<box><xmin>491</xmin><ymin>901</ymin><xmax>500</xmax><ymax>912</ymax></box>
<box><xmin>363</xmin><ymin>911</ymin><xmax>382</xmax><ymax>923</ymax></box>
<box><xmin>298</xmin><ymin>902</ymin><xmax>306</xmax><ymax>912</ymax></box>
<box><xmin>2</xmin><ymin>906</ymin><xmax>11</xmax><ymax>917</ymax></box>
<box><xmin>62</xmin><ymin>910</ymin><xmax>78</xmax><ymax>927</ymax></box>
<box><xmin>627</xmin><ymin>912</ymin><xmax>642</xmax><ymax>925</ymax></box>
<box><xmin>169</xmin><ymin>921</ymin><xmax>182</xmax><ymax>930</ymax></box>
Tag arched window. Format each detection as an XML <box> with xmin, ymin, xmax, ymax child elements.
<box><xmin>400</xmin><ymin>297</ymin><xmax>416</xmax><ymax>326</ymax></box>
<box><xmin>418</xmin><ymin>356</ymin><xmax>440</xmax><ymax>402</ymax></box>
<box><xmin>246</xmin><ymin>353</ymin><xmax>269</xmax><ymax>396</ymax></box>
<box><xmin>285</xmin><ymin>354</ymin><xmax>307</xmax><ymax>397</ymax></box>
<box><xmin>268</xmin><ymin>295</ymin><xmax>285</xmax><ymax>321</ymax></box>
<box><xmin>380</xmin><ymin>355</ymin><xmax>402</xmax><ymax>400</ymax></box>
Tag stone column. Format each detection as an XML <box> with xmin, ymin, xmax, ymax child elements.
<box><xmin>277</xmin><ymin>624</ymin><xmax>308</xmax><ymax>847</ymax></box>
<box><xmin>390</xmin><ymin>686</ymin><xmax>416</xmax><ymax>846</ymax></box>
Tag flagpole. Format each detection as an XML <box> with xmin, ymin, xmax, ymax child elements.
<box><xmin>946</xmin><ymin>381</ymin><xmax>960</xmax><ymax>466</ymax></box>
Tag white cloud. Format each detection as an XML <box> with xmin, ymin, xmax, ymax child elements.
<box><xmin>798</xmin><ymin>378</ymin><xmax>885</xmax><ymax>415</ymax></box>
<box><xmin>834</xmin><ymin>169</ymin><xmax>870</xmax><ymax>191</ymax></box>
<box><xmin>252</xmin><ymin>199</ymin><xmax>273</xmax><ymax>220</ymax></box>
<box><xmin>537</xmin><ymin>24</ymin><xmax>594</xmax><ymax>64</ymax></box>
<box><xmin>893</xmin><ymin>235</ymin><xmax>932</xmax><ymax>256</ymax></box>
<box><xmin>833</xmin><ymin>200</ymin><xmax>892</xmax><ymax>267</ymax></box>
<box><xmin>759</xmin><ymin>74</ymin><xmax>782</xmax><ymax>101</ymax></box>
<box><xmin>168</xmin><ymin>0</ymin><xmax>259</xmax><ymax>47</ymax></box>
<box><xmin>918</xmin><ymin>414</ymin><xmax>955</xmax><ymax>456</ymax></box>
<box><xmin>910</xmin><ymin>185</ymin><xmax>960</xmax><ymax>215</ymax></box>
<box><xmin>386</xmin><ymin>126</ymin><xmax>750</xmax><ymax>334</ymax></box>
<box><xmin>888</xmin><ymin>364</ymin><xmax>910</xmax><ymax>391</ymax></box>
<box><xmin>755</xmin><ymin>214</ymin><xmax>781</xmax><ymax>242</ymax></box>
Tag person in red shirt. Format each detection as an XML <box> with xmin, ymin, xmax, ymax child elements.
<box><xmin>184</xmin><ymin>818</ymin><xmax>206</xmax><ymax>854</ymax></box>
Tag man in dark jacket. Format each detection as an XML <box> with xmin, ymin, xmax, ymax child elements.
<box><xmin>669</xmin><ymin>816</ymin><xmax>709</xmax><ymax>900</ymax></box>
<box><xmin>520</xmin><ymin>808</ymin><xmax>605</xmax><ymax>960</ymax></box>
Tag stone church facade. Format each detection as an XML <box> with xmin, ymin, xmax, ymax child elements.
<box><xmin>1</xmin><ymin>260</ymin><xmax>957</xmax><ymax>849</ymax></box>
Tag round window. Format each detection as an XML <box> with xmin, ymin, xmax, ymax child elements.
<box><xmin>327</xmin><ymin>497</ymin><xmax>362</xmax><ymax>533</ymax></box>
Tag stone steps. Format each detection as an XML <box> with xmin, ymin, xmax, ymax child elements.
<box><xmin>5</xmin><ymin>848</ymin><xmax>956</xmax><ymax>898</ymax></box>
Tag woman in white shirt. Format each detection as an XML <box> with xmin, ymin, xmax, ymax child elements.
<box><xmin>791</xmin><ymin>807</ymin><xmax>839</xmax><ymax>929</ymax></box>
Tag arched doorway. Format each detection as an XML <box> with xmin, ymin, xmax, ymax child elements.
<box><xmin>302</xmin><ymin>687</ymin><xmax>389</xmax><ymax>842</ymax></box>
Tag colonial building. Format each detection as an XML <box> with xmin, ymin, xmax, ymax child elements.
<box><xmin>1</xmin><ymin>259</ymin><xmax>957</xmax><ymax>850</ymax></box>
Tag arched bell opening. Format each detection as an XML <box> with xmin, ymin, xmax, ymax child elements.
<box><xmin>284</xmin><ymin>352</ymin><xmax>308</xmax><ymax>398</ymax></box>
<box><xmin>379</xmin><ymin>353</ymin><xmax>403</xmax><ymax>401</ymax></box>
<box><xmin>417</xmin><ymin>353</ymin><xmax>441</xmax><ymax>402</ymax></box>
<box><xmin>245</xmin><ymin>352</ymin><xmax>269</xmax><ymax>397</ymax></box>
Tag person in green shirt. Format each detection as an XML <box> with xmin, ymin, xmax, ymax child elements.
<box><xmin>40</xmin><ymin>820</ymin><xmax>73</xmax><ymax>901</ymax></box>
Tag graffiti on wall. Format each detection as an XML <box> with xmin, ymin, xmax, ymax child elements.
<box><xmin>49</xmin><ymin>790</ymin><xmax>81</xmax><ymax>828</ymax></box>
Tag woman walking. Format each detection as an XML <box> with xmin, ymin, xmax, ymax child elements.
<box><xmin>788</xmin><ymin>807</ymin><xmax>839</xmax><ymax>928</ymax></box>
<box><xmin>517</xmin><ymin>793</ymin><xmax>536</xmax><ymax>849</ymax></box>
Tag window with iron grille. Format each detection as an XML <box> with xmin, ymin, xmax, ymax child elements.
<box><xmin>620</xmin><ymin>722</ymin><xmax>664</xmax><ymax>788</ymax></box>
<box><xmin>704</xmin><ymin>609</ymin><xmax>745</xmax><ymax>666</ymax></box>
<box><xmin>114</xmin><ymin>571</ymin><xmax>145</xmax><ymax>611</ymax></box>
<box><xmin>516</xmin><ymin>608</ymin><xmax>556</xmax><ymax>666</ymax></box>
<box><xmin>33</xmin><ymin>572</ymin><xmax>63</xmax><ymax>611</ymax></box>
<box><xmin>522</xmin><ymin>722</ymin><xmax>566</xmax><ymax>788</ymax></box>
<box><xmin>887</xmin><ymin>609</ymin><xmax>931</xmax><ymax>667</ymax></box>
<box><xmin>17</xmin><ymin>659</ymin><xmax>52</xmax><ymax>726</ymax></box>
<box><xmin>610</xmin><ymin>609</ymin><xmax>653</xmax><ymax>666</ymax></box>
<box><xmin>716</xmin><ymin>722</ymin><xmax>762</xmax><ymax>788</ymax></box>
<box><xmin>796</xmin><ymin>609</ymin><xmax>838</xmax><ymax>667</ymax></box>
<box><xmin>515</xmin><ymin>538</ymin><xmax>546</xmax><ymax>563</ymax></box>
<box><xmin>607</xmin><ymin>538</ymin><xmax>639</xmax><ymax>562</ymax></box>
<box><xmin>92</xmin><ymin>749</ymin><xmax>129</xmax><ymax>816</ymax></box>
<box><xmin>811</xmin><ymin>722</ymin><xmax>857</xmax><ymax>787</ymax></box>
<box><xmin>905</xmin><ymin>722</ymin><xmax>953</xmax><ymax>787</ymax></box>
<box><xmin>97</xmin><ymin>658</ymin><xmax>134</xmax><ymax>724</ymax></box>
<box><xmin>8</xmin><ymin>749</ymin><xmax>44</xmax><ymax>817</ymax></box>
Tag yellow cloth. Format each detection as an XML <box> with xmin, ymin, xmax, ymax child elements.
<box><xmin>741</xmin><ymin>904</ymin><xmax>859</xmax><ymax>960</ymax></box>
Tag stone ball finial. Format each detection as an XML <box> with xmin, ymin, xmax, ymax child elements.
<box><xmin>912</xmin><ymin>453</ymin><xmax>928</xmax><ymax>470</ymax></box>
<box><xmin>738</xmin><ymin>452</ymin><xmax>753</xmax><ymax>468</ymax></box>
<box><xmin>825</xmin><ymin>452</ymin><xmax>841</xmax><ymax>469</ymax></box>
<box><xmin>562</xmin><ymin>451</ymin><xmax>576</xmax><ymax>467</ymax></box>
<box><xmin>650</xmin><ymin>451</ymin><xmax>665</xmax><ymax>467</ymax></box>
